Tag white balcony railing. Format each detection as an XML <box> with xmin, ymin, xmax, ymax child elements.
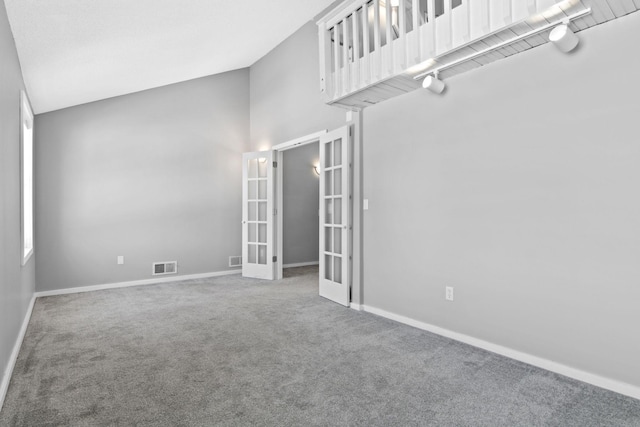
<box><xmin>318</xmin><ymin>0</ymin><xmax>561</xmax><ymax>105</ymax></box>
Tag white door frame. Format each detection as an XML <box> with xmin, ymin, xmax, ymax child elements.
<box><xmin>269</xmin><ymin>111</ymin><xmax>363</xmax><ymax>310</ymax></box>
<box><xmin>272</xmin><ymin>130</ymin><xmax>327</xmax><ymax>280</ymax></box>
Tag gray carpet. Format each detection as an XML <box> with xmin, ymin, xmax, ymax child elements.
<box><xmin>1</xmin><ymin>266</ymin><xmax>639</xmax><ymax>426</ymax></box>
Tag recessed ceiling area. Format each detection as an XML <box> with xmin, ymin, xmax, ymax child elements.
<box><xmin>5</xmin><ymin>0</ymin><xmax>338</xmax><ymax>113</ymax></box>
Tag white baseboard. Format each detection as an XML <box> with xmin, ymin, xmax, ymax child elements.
<box><xmin>350</xmin><ymin>303</ymin><xmax>363</xmax><ymax>311</ymax></box>
<box><xmin>0</xmin><ymin>295</ymin><xmax>36</xmax><ymax>412</ymax></box>
<box><xmin>282</xmin><ymin>261</ymin><xmax>319</xmax><ymax>268</ymax></box>
<box><xmin>362</xmin><ymin>304</ymin><xmax>640</xmax><ymax>401</ymax></box>
<box><xmin>35</xmin><ymin>270</ymin><xmax>241</xmax><ymax>298</ymax></box>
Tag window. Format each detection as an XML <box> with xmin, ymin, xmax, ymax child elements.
<box><xmin>21</xmin><ymin>91</ymin><xmax>34</xmax><ymax>265</ymax></box>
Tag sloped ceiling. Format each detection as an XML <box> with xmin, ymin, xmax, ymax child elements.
<box><xmin>5</xmin><ymin>0</ymin><xmax>338</xmax><ymax>113</ymax></box>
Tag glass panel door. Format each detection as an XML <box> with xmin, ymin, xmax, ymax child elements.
<box><xmin>242</xmin><ymin>151</ymin><xmax>275</xmax><ymax>280</ymax></box>
<box><xmin>319</xmin><ymin>126</ymin><xmax>351</xmax><ymax>306</ymax></box>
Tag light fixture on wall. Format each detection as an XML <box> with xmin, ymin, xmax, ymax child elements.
<box><xmin>549</xmin><ymin>21</ymin><xmax>580</xmax><ymax>53</ymax></box>
<box><xmin>422</xmin><ymin>71</ymin><xmax>446</xmax><ymax>94</ymax></box>
<box><xmin>313</xmin><ymin>164</ymin><xmax>320</xmax><ymax>176</ymax></box>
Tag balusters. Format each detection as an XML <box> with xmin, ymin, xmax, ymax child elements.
<box><xmin>333</xmin><ymin>25</ymin><xmax>342</xmax><ymax>98</ymax></box>
<box><xmin>384</xmin><ymin>0</ymin><xmax>394</xmax><ymax>75</ymax></box>
<box><xmin>342</xmin><ymin>19</ymin><xmax>351</xmax><ymax>95</ymax></box>
<box><xmin>351</xmin><ymin>12</ymin><xmax>360</xmax><ymax>90</ymax></box>
<box><xmin>318</xmin><ymin>22</ymin><xmax>331</xmax><ymax>99</ymax></box>
<box><xmin>372</xmin><ymin>0</ymin><xmax>382</xmax><ymax>79</ymax></box>
<box><xmin>419</xmin><ymin>0</ymin><xmax>436</xmax><ymax>60</ymax></box>
<box><xmin>394</xmin><ymin>0</ymin><xmax>408</xmax><ymax>72</ymax></box>
<box><xmin>361</xmin><ymin>2</ymin><xmax>371</xmax><ymax>85</ymax></box>
<box><xmin>408</xmin><ymin>0</ymin><xmax>420</xmax><ymax>65</ymax></box>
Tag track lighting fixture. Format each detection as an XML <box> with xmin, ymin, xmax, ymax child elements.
<box><xmin>422</xmin><ymin>72</ymin><xmax>445</xmax><ymax>94</ymax></box>
<box><xmin>549</xmin><ymin>22</ymin><xmax>580</xmax><ymax>53</ymax></box>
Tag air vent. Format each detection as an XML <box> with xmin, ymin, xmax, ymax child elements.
<box><xmin>229</xmin><ymin>256</ymin><xmax>242</xmax><ymax>267</ymax></box>
<box><xmin>153</xmin><ymin>261</ymin><xmax>178</xmax><ymax>276</ymax></box>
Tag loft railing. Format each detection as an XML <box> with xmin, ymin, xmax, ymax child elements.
<box><xmin>318</xmin><ymin>0</ymin><xmax>561</xmax><ymax>104</ymax></box>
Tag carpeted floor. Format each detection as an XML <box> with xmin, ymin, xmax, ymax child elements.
<box><xmin>1</xmin><ymin>266</ymin><xmax>639</xmax><ymax>426</ymax></box>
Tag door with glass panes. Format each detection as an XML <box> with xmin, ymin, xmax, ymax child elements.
<box><xmin>242</xmin><ymin>151</ymin><xmax>275</xmax><ymax>280</ymax></box>
<box><xmin>319</xmin><ymin>126</ymin><xmax>351</xmax><ymax>306</ymax></box>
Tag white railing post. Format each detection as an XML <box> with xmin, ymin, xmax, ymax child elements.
<box><xmin>333</xmin><ymin>25</ymin><xmax>342</xmax><ymax>98</ymax></box>
<box><xmin>394</xmin><ymin>0</ymin><xmax>407</xmax><ymax>72</ymax></box>
<box><xmin>318</xmin><ymin>23</ymin><xmax>330</xmax><ymax>101</ymax></box>
<box><xmin>420</xmin><ymin>0</ymin><xmax>436</xmax><ymax>61</ymax></box>
<box><xmin>342</xmin><ymin>19</ymin><xmax>351</xmax><ymax>96</ymax></box>
<box><xmin>351</xmin><ymin>12</ymin><xmax>360</xmax><ymax>90</ymax></box>
<box><xmin>408</xmin><ymin>0</ymin><xmax>420</xmax><ymax>66</ymax></box>
<box><xmin>373</xmin><ymin>0</ymin><xmax>382</xmax><ymax>80</ymax></box>
<box><xmin>384</xmin><ymin>0</ymin><xmax>394</xmax><ymax>76</ymax></box>
<box><xmin>362</xmin><ymin>1</ymin><xmax>371</xmax><ymax>85</ymax></box>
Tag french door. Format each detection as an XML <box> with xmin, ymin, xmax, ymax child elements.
<box><xmin>319</xmin><ymin>126</ymin><xmax>351</xmax><ymax>306</ymax></box>
<box><xmin>242</xmin><ymin>151</ymin><xmax>275</xmax><ymax>280</ymax></box>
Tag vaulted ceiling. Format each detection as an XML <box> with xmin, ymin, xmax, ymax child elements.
<box><xmin>5</xmin><ymin>0</ymin><xmax>338</xmax><ymax>113</ymax></box>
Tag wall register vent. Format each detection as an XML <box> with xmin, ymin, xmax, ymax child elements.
<box><xmin>229</xmin><ymin>256</ymin><xmax>243</xmax><ymax>267</ymax></box>
<box><xmin>153</xmin><ymin>261</ymin><xmax>178</xmax><ymax>275</ymax></box>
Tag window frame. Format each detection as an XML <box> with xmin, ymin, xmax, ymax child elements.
<box><xmin>20</xmin><ymin>90</ymin><xmax>34</xmax><ymax>266</ymax></box>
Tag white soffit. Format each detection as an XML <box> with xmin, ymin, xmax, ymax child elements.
<box><xmin>5</xmin><ymin>0</ymin><xmax>337</xmax><ymax>113</ymax></box>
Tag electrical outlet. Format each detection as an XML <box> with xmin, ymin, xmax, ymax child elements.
<box><xmin>117</xmin><ymin>256</ymin><xmax>124</xmax><ymax>265</ymax></box>
<box><xmin>445</xmin><ymin>286</ymin><xmax>454</xmax><ymax>301</ymax></box>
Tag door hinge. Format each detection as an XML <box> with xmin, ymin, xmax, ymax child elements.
<box><xmin>273</xmin><ymin>208</ymin><xmax>277</xmax><ymax>216</ymax></box>
<box><xmin>273</xmin><ymin>161</ymin><xmax>278</xmax><ymax>168</ymax></box>
<box><xmin>273</xmin><ymin>256</ymin><xmax>277</xmax><ymax>262</ymax></box>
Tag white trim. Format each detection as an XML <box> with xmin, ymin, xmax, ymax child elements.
<box><xmin>276</xmin><ymin>150</ymin><xmax>284</xmax><ymax>280</ymax></box>
<box><xmin>35</xmin><ymin>270</ymin><xmax>241</xmax><ymax>298</ymax></box>
<box><xmin>283</xmin><ymin>261</ymin><xmax>319</xmax><ymax>268</ymax></box>
<box><xmin>350</xmin><ymin>303</ymin><xmax>363</xmax><ymax>311</ymax></box>
<box><xmin>273</xmin><ymin>130</ymin><xmax>326</xmax><ymax>281</ymax></box>
<box><xmin>272</xmin><ymin>130</ymin><xmax>327</xmax><ymax>152</ymax></box>
<box><xmin>0</xmin><ymin>295</ymin><xmax>36</xmax><ymax>412</ymax></box>
<box><xmin>362</xmin><ymin>304</ymin><xmax>640</xmax><ymax>401</ymax></box>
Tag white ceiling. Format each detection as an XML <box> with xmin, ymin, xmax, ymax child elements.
<box><xmin>5</xmin><ymin>0</ymin><xmax>338</xmax><ymax>114</ymax></box>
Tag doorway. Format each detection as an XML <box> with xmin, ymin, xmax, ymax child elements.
<box><xmin>280</xmin><ymin>142</ymin><xmax>320</xmax><ymax>273</ymax></box>
<box><xmin>242</xmin><ymin>127</ymin><xmax>353</xmax><ymax>307</ymax></box>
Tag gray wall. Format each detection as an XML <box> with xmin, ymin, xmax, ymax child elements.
<box><xmin>282</xmin><ymin>142</ymin><xmax>320</xmax><ymax>265</ymax></box>
<box><xmin>35</xmin><ymin>70</ymin><xmax>250</xmax><ymax>292</ymax></box>
<box><xmin>0</xmin><ymin>0</ymin><xmax>35</xmax><ymax>401</ymax></box>
<box><xmin>363</xmin><ymin>12</ymin><xmax>640</xmax><ymax>388</ymax></box>
<box><xmin>249</xmin><ymin>21</ymin><xmax>345</xmax><ymax>151</ymax></box>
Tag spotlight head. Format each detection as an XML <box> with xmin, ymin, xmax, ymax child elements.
<box><xmin>422</xmin><ymin>74</ymin><xmax>445</xmax><ymax>94</ymax></box>
<box><xmin>549</xmin><ymin>24</ymin><xmax>579</xmax><ymax>53</ymax></box>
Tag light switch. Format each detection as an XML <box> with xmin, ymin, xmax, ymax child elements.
<box><xmin>363</xmin><ymin>199</ymin><xmax>369</xmax><ymax>211</ymax></box>
<box><xmin>117</xmin><ymin>256</ymin><xmax>124</xmax><ymax>265</ymax></box>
